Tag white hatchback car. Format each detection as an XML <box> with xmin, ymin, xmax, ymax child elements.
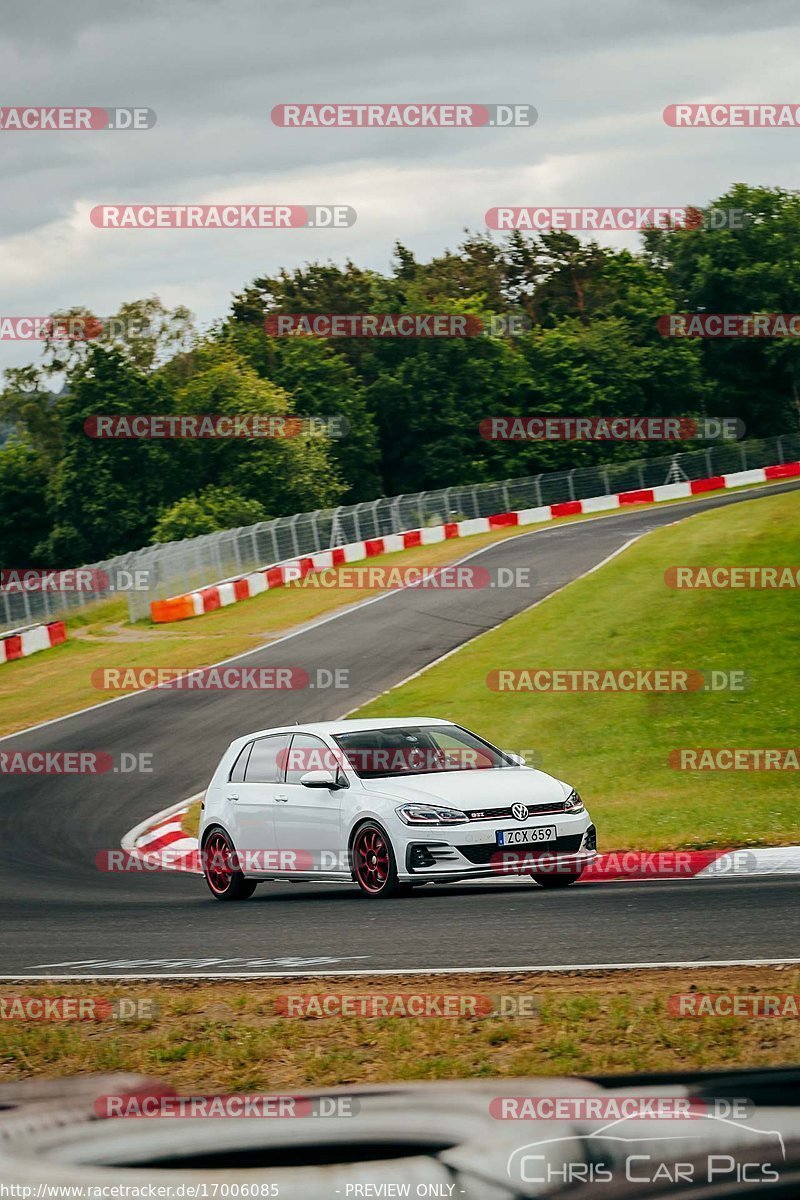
<box><xmin>199</xmin><ymin>717</ymin><xmax>596</xmax><ymax>899</ymax></box>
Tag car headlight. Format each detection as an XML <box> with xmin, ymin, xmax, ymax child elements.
<box><xmin>395</xmin><ymin>803</ymin><xmax>468</xmax><ymax>826</ymax></box>
<box><xmin>564</xmin><ymin>789</ymin><xmax>585</xmax><ymax>813</ymax></box>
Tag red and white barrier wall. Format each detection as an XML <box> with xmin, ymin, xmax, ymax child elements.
<box><xmin>0</xmin><ymin>620</ymin><xmax>67</xmax><ymax>665</ymax></box>
<box><xmin>150</xmin><ymin>461</ymin><xmax>800</xmax><ymax>623</ymax></box>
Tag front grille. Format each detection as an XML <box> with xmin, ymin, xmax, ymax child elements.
<box><xmin>463</xmin><ymin>801</ymin><xmax>567</xmax><ymax>821</ymax></box>
<box><xmin>456</xmin><ymin>834</ymin><xmax>585</xmax><ymax>865</ymax></box>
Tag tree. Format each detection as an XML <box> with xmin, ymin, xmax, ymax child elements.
<box><xmin>163</xmin><ymin>342</ymin><xmax>345</xmax><ymax>517</ymax></box>
<box><xmin>224</xmin><ymin>322</ymin><xmax>381</xmax><ymax>501</ymax></box>
<box><xmin>366</xmin><ymin>336</ymin><xmax>532</xmax><ymax>493</ymax></box>
<box><xmin>152</xmin><ymin>486</ymin><xmax>269</xmax><ymax>542</ymax></box>
<box><xmin>40</xmin><ymin>298</ymin><xmax>196</xmax><ymax>376</ymax></box>
<box><xmin>643</xmin><ymin>184</ymin><xmax>800</xmax><ymax>435</ymax></box>
<box><xmin>0</xmin><ymin>367</ymin><xmax>63</xmax><ymax>467</ymax></box>
<box><xmin>0</xmin><ymin>441</ymin><xmax>51</xmax><ymax>566</ymax></box>
<box><xmin>44</xmin><ymin>347</ymin><xmax>178</xmax><ymax>564</ymax></box>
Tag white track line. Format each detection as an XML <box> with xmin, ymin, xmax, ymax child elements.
<box><xmin>7</xmin><ymin>957</ymin><xmax>800</xmax><ymax>981</ymax></box>
<box><xmin>2</xmin><ymin>479</ymin><xmax>793</xmax><ymax>745</ymax></box>
<box><xmin>346</xmin><ymin>533</ymin><xmax>645</xmax><ymax>707</ymax></box>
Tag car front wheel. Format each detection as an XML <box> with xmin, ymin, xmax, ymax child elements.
<box><xmin>202</xmin><ymin>828</ymin><xmax>257</xmax><ymax>901</ymax></box>
<box><xmin>351</xmin><ymin>823</ymin><xmax>403</xmax><ymax>898</ymax></box>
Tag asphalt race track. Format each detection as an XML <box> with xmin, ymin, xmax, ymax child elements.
<box><xmin>2</xmin><ymin>482</ymin><xmax>799</xmax><ymax>977</ymax></box>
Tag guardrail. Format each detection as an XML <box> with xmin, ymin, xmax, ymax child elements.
<box><xmin>149</xmin><ymin>459</ymin><xmax>800</xmax><ymax>623</ymax></box>
<box><xmin>1</xmin><ymin>431</ymin><xmax>798</xmax><ymax>631</ymax></box>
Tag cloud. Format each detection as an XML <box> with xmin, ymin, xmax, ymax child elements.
<box><xmin>1</xmin><ymin>0</ymin><xmax>798</xmax><ymax>374</ymax></box>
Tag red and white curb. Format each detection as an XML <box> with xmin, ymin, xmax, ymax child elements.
<box><xmin>150</xmin><ymin>461</ymin><xmax>800</xmax><ymax>623</ymax></box>
<box><xmin>120</xmin><ymin>798</ymin><xmax>800</xmax><ymax>882</ymax></box>
<box><xmin>0</xmin><ymin>620</ymin><xmax>67</xmax><ymax>665</ymax></box>
<box><xmin>120</xmin><ymin>797</ymin><xmax>201</xmax><ymax>874</ymax></box>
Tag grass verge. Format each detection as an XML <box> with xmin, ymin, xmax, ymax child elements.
<box><xmin>0</xmin><ymin>480</ymin><xmax>787</xmax><ymax>740</ymax></box>
<box><xmin>352</xmin><ymin>489</ymin><xmax>800</xmax><ymax>850</ymax></box>
<box><xmin>0</xmin><ymin>968</ymin><xmax>797</xmax><ymax>1091</ymax></box>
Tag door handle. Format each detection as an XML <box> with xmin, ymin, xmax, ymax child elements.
<box><xmin>275</xmin><ymin>793</ymin><xmax>289</xmax><ymax>802</ymax></box>
<box><xmin>227</xmin><ymin>794</ymin><xmax>239</xmax><ymax>802</ymax></box>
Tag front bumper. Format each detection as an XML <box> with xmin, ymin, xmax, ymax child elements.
<box><xmin>395</xmin><ymin>813</ymin><xmax>596</xmax><ymax>883</ymax></box>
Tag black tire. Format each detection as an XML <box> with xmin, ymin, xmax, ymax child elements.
<box><xmin>531</xmin><ymin>871</ymin><xmax>583</xmax><ymax>889</ymax></box>
<box><xmin>351</xmin><ymin>822</ymin><xmax>402</xmax><ymax>898</ymax></box>
<box><xmin>202</xmin><ymin>828</ymin><xmax>257</xmax><ymax>902</ymax></box>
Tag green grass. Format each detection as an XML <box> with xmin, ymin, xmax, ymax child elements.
<box><xmin>1</xmin><ymin>968</ymin><xmax>797</xmax><ymax>1090</ymax></box>
<box><xmin>0</xmin><ymin>526</ymin><xmax>535</xmax><ymax>738</ymax></box>
<box><xmin>352</xmin><ymin>489</ymin><xmax>800</xmax><ymax>850</ymax></box>
<box><xmin>0</xmin><ymin>478</ymin><xmax>788</xmax><ymax>740</ymax></box>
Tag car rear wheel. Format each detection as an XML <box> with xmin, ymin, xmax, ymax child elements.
<box><xmin>351</xmin><ymin>823</ymin><xmax>402</xmax><ymax>898</ymax></box>
<box><xmin>531</xmin><ymin>870</ymin><xmax>583</xmax><ymax>889</ymax></box>
<box><xmin>202</xmin><ymin>828</ymin><xmax>257</xmax><ymax>901</ymax></box>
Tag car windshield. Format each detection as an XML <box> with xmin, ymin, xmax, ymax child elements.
<box><xmin>331</xmin><ymin>725</ymin><xmax>514</xmax><ymax>779</ymax></box>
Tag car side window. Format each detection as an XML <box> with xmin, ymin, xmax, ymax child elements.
<box><xmin>229</xmin><ymin>742</ymin><xmax>253</xmax><ymax>783</ymax></box>
<box><xmin>285</xmin><ymin>734</ymin><xmax>339</xmax><ymax>785</ymax></box>
<box><xmin>245</xmin><ymin>733</ymin><xmax>290</xmax><ymax>784</ymax></box>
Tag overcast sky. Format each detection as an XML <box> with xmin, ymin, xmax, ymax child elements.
<box><xmin>1</xmin><ymin>0</ymin><xmax>799</xmax><ymax>374</ymax></box>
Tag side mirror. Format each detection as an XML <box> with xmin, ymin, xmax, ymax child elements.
<box><xmin>300</xmin><ymin>769</ymin><xmax>340</xmax><ymax>789</ymax></box>
<box><xmin>505</xmin><ymin>752</ymin><xmax>527</xmax><ymax>767</ymax></box>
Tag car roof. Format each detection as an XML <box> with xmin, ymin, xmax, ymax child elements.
<box><xmin>230</xmin><ymin>717</ymin><xmax>452</xmax><ymax>744</ymax></box>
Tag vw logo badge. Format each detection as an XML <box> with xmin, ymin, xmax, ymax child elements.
<box><xmin>511</xmin><ymin>803</ymin><xmax>529</xmax><ymax>821</ymax></box>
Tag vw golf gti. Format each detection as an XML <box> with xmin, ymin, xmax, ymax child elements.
<box><xmin>199</xmin><ymin>717</ymin><xmax>596</xmax><ymax>899</ymax></box>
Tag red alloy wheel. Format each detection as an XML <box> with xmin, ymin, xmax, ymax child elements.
<box><xmin>202</xmin><ymin>829</ymin><xmax>257</xmax><ymax>901</ymax></box>
<box><xmin>353</xmin><ymin>826</ymin><xmax>392</xmax><ymax>894</ymax></box>
<box><xmin>204</xmin><ymin>830</ymin><xmax>234</xmax><ymax>894</ymax></box>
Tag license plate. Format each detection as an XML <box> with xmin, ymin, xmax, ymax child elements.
<box><xmin>497</xmin><ymin>824</ymin><xmax>557</xmax><ymax>847</ymax></box>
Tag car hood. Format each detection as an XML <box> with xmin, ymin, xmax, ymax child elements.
<box><xmin>360</xmin><ymin>767</ymin><xmax>571</xmax><ymax>810</ymax></box>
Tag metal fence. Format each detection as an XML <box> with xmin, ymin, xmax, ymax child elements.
<box><xmin>2</xmin><ymin>431</ymin><xmax>798</xmax><ymax>631</ymax></box>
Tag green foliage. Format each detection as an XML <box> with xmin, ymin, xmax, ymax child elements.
<box><xmin>643</xmin><ymin>184</ymin><xmax>800</xmax><ymax>434</ymax></box>
<box><xmin>152</xmin><ymin>486</ymin><xmax>269</xmax><ymax>542</ymax></box>
<box><xmin>0</xmin><ymin>440</ymin><xmax>51</xmax><ymax>566</ymax></box>
<box><xmin>3</xmin><ymin>184</ymin><xmax>799</xmax><ymax>568</ymax></box>
<box><xmin>44</xmin><ymin>347</ymin><xmax>178</xmax><ymax>564</ymax></box>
